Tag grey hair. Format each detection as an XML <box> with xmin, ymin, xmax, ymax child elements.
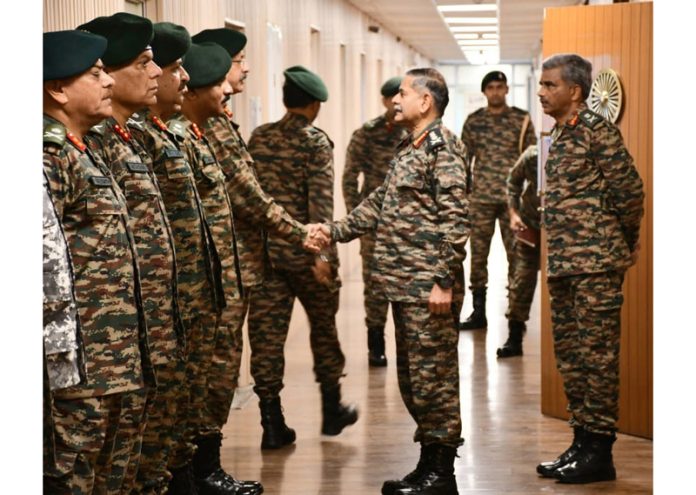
<box><xmin>542</xmin><ymin>54</ymin><xmax>593</xmax><ymax>100</ymax></box>
<box><xmin>406</xmin><ymin>67</ymin><xmax>449</xmax><ymax>116</ymax></box>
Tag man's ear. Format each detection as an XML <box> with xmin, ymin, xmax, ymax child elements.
<box><xmin>44</xmin><ymin>80</ymin><xmax>69</xmax><ymax>105</ymax></box>
<box><xmin>570</xmin><ymin>84</ymin><xmax>584</xmax><ymax>104</ymax></box>
<box><xmin>420</xmin><ymin>91</ymin><xmax>433</xmax><ymax>115</ymax></box>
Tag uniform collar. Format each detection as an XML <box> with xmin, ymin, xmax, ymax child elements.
<box><xmin>411</xmin><ymin>118</ymin><xmax>441</xmax><ymax>149</ymax></box>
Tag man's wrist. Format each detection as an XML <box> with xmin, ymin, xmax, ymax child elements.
<box><xmin>434</xmin><ymin>273</ymin><xmax>454</xmax><ymax>289</ymax></box>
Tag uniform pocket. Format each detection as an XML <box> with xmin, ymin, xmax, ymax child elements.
<box><xmin>123</xmin><ymin>178</ymin><xmax>158</xmax><ymax>197</ymax></box>
<box><xmin>85</xmin><ymin>193</ymin><xmax>126</xmax><ymax>215</ymax></box>
<box><xmin>164</xmin><ymin>156</ymin><xmax>192</xmax><ymax>180</ymax></box>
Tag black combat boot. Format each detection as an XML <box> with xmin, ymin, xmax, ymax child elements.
<box><xmin>394</xmin><ymin>444</ymin><xmax>458</xmax><ymax>495</ymax></box>
<box><xmin>368</xmin><ymin>326</ymin><xmax>388</xmax><ymax>367</ymax></box>
<box><xmin>553</xmin><ymin>431</ymin><xmax>617</xmax><ymax>484</ymax></box>
<box><xmin>259</xmin><ymin>397</ymin><xmax>296</xmax><ymax>450</ymax></box>
<box><xmin>320</xmin><ymin>384</ymin><xmax>359</xmax><ymax>436</ymax></box>
<box><xmin>381</xmin><ymin>444</ymin><xmax>432</xmax><ymax>495</ymax></box>
<box><xmin>496</xmin><ymin>320</ymin><xmax>525</xmax><ymax>358</ymax></box>
<box><xmin>536</xmin><ymin>426</ymin><xmax>585</xmax><ymax>478</ymax></box>
<box><xmin>168</xmin><ymin>462</ymin><xmax>199</xmax><ymax>495</ymax></box>
<box><xmin>459</xmin><ymin>288</ymin><xmax>487</xmax><ymax>330</ymax></box>
<box><xmin>193</xmin><ymin>433</ymin><xmax>264</xmax><ymax>495</ymax></box>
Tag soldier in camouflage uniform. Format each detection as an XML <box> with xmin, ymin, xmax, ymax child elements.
<box><xmin>459</xmin><ymin>71</ymin><xmax>536</xmax><ymax>330</ymax></box>
<box><xmin>319</xmin><ymin>68</ymin><xmax>469</xmax><ymax>495</ymax></box>
<box><xmin>342</xmin><ymin>76</ymin><xmax>408</xmax><ymax>367</ymax></box>
<box><xmin>193</xmin><ymin>29</ymin><xmax>316</xmax><ymax>456</ymax></box>
<box><xmin>247</xmin><ymin>66</ymin><xmax>359</xmax><ymax>450</ymax></box>
<box><xmin>177</xmin><ymin>42</ymin><xmax>263</xmax><ymax>495</ymax></box>
<box><xmin>535</xmin><ymin>54</ymin><xmax>644</xmax><ymax>484</ymax></box>
<box><xmin>43</xmin><ymin>30</ymin><xmax>153</xmax><ymax>494</ymax></box>
<box><xmin>125</xmin><ymin>22</ymin><xmax>209</xmax><ymax>494</ymax></box>
<box><xmin>497</xmin><ymin>145</ymin><xmax>540</xmax><ymax>358</ymax></box>
<box><xmin>80</xmin><ymin>13</ymin><xmax>187</xmax><ymax>494</ymax></box>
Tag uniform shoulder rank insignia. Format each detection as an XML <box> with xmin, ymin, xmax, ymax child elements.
<box><xmin>424</xmin><ymin>128</ymin><xmax>446</xmax><ymax>153</ymax></box>
<box><xmin>313</xmin><ymin>127</ymin><xmax>334</xmax><ymax>149</ymax></box>
<box><xmin>511</xmin><ymin>106</ymin><xmax>526</xmax><ymax>115</ymax></box>
<box><xmin>43</xmin><ymin>123</ymin><xmax>66</xmax><ymax>148</ymax></box>
<box><xmin>89</xmin><ymin>122</ymin><xmax>106</xmax><ymax>136</ymax></box>
<box><xmin>126</xmin><ymin>114</ymin><xmax>145</xmax><ymax>131</ymax></box>
<box><xmin>578</xmin><ymin>109</ymin><xmax>603</xmax><ymax>128</ymax></box>
<box><xmin>168</xmin><ymin>119</ymin><xmax>189</xmax><ymax>140</ymax></box>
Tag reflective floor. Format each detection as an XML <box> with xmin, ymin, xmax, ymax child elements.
<box><xmin>220</xmin><ymin>235</ymin><xmax>653</xmax><ymax>494</ymax></box>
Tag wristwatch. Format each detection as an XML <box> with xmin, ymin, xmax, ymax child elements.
<box><xmin>434</xmin><ymin>274</ymin><xmax>454</xmax><ymax>289</ymax></box>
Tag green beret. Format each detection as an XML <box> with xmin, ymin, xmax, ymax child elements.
<box><xmin>78</xmin><ymin>12</ymin><xmax>153</xmax><ymax>67</ymax></box>
<box><xmin>380</xmin><ymin>76</ymin><xmax>402</xmax><ymax>97</ymax></box>
<box><xmin>183</xmin><ymin>43</ymin><xmax>231</xmax><ymax>89</ymax></box>
<box><xmin>44</xmin><ymin>30</ymin><xmax>107</xmax><ymax>81</ymax></box>
<box><xmin>283</xmin><ymin>65</ymin><xmax>328</xmax><ymax>102</ymax></box>
<box><xmin>192</xmin><ymin>28</ymin><xmax>247</xmax><ymax>58</ymax></box>
<box><xmin>481</xmin><ymin>70</ymin><xmax>507</xmax><ymax>92</ymax></box>
<box><xmin>152</xmin><ymin>22</ymin><xmax>191</xmax><ymax>67</ymax></box>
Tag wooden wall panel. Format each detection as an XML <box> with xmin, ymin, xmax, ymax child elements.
<box><xmin>43</xmin><ymin>0</ymin><xmax>124</xmax><ymax>30</ymax></box>
<box><xmin>540</xmin><ymin>2</ymin><xmax>653</xmax><ymax>439</ymax></box>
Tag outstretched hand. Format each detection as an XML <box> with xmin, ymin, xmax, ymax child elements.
<box><xmin>303</xmin><ymin>223</ymin><xmax>332</xmax><ymax>253</ymax></box>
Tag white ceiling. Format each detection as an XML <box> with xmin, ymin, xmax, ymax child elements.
<box><xmin>347</xmin><ymin>0</ymin><xmax>583</xmax><ymax>64</ymax></box>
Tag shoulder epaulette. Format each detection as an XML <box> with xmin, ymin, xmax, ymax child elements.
<box><xmin>578</xmin><ymin>109</ymin><xmax>604</xmax><ymax>129</ymax></box>
<box><xmin>312</xmin><ymin>126</ymin><xmax>334</xmax><ymax>149</ymax></box>
<box><xmin>424</xmin><ymin>127</ymin><xmax>446</xmax><ymax>153</ymax></box>
<box><xmin>363</xmin><ymin>115</ymin><xmax>382</xmax><ymax>130</ymax></box>
<box><xmin>511</xmin><ymin>106</ymin><xmax>527</xmax><ymax>115</ymax></box>
<box><xmin>43</xmin><ymin>123</ymin><xmax>66</xmax><ymax>148</ymax></box>
<box><xmin>89</xmin><ymin>122</ymin><xmax>106</xmax><ymax>136</ymax></box>
<box><xmin>167</xmin><ymin>119</ymin><xmax>189</xmax><ymax>140</ymax></box>
<box><xmin>471</xmin><ymin>107</ymin><xmax>486</xmax><ymax>117</ymax></box>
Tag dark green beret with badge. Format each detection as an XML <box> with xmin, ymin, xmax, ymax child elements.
<box><xmin>481</xmin><ymin>70</ymin><xmax>507</xmax><ymax>92</ymax></box>
<box><xmin>152</xmin><ymin>22</ymin><xmax>191</xmax><ymax>67</ymax></box>
<box><xmin>380</xmin><ymin>76</ymin><xmax>402</xmax><ymax>97</ymax></box>
<box><xmin>183</xmin><ymin>42</ymin><xmax>231</xmax><ymax>89</ymax></box>
<box><xmin>192</xmin><ymin>28</ymin><xmax>247</xmax><ymax>58</ymax></box>
<box><xmin>78</xmin><ymin>12</ymin><xmax>154</xmax><ymax>67</ymax></box>
<box><xmin>284</xmin><ymin>65</ymin><xmax>328</xmax><ymax>102</ymax></box>
<box><xmin>44</xmin><ymin>30</ymin><xmax>107</xmax><ymax>81</ymax></box>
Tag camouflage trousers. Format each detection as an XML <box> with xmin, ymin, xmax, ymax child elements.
<box><xmin>248</xmin><ymin>268</ymin><xmax>345</xmax><ymax>400</ymax></box>
<box><xmin>392</xmin><ymin>300</ymin><xmax>463</xmax><ymax>447</ymax></box>
<box><xmin>170</xmin><ymin>313</ymin><xmax>216</xmax><ymax>467</ymax></box>
<box><xmin>505</xmin><ymin>239</ymin><xmax>540</xmax><ymax>322</ymax></box>
<box><xmin>44</xmin><ymin>389</ymin><xmax>148</xmax><ymax>495</ymax></box>
<box><xmin>360</xmin><ymin>235</ymin><xmax>389</xmax><ymax>330</ymax></box>
<box><xmin>202</xmin><ymin>291</ymin><xmax>248</xmax><ymax>434</ymax></box>
<box><xmin>468</xmin><ymin>200</ymin><xmax>516</xmax><ymax>290</ymax></box>
<box><xmin>548</xmin><ymin>271</ymin><xmax>624</xmax><ymax>435</ymax></box>
<box><xmin>133</xmin><ymin>358</ymin><xmax>187</xmax><ymax>494</ymax></box>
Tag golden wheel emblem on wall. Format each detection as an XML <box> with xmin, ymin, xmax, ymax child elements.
<box><xmin>588</xmin><ymin>68</ymin><xmax>623</xmax><ymax>123</ymax></box>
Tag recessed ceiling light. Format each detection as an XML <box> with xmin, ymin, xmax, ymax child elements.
<box><xmin>444</xmin><ymin>17</ymin><xmax>497</xmax><ymax>24</ymax></box>
<box><xmin>481</xmin><ymin>33</ymin><xmax>499</xmax><ymax>39</ymax></box>
<box><xmin>458</xmin><ymin>40</ymin><xmax>498</xmax><ymax>46</ymax></box>
<box><xmin>438</xmin><ymin>4</ymin><xmax>498</xmax><ymax>13</ymax></box>
<box><xmin>454</xmin><ymin>33</ymin><xmax>479</xmax><ymax>39</ymax></box>
<box><xmin>449</xmin><ymin>25</ymin><xmax>497</xmax><ymax>32</ymax></box>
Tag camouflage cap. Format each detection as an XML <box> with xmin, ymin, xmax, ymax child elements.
<box><xmin>152</xmin><ymin>22</ymin><xmax>191</xmax><ymax>67</ymax></box>
<box><xmin>380</xmin><ymin>76</ymin><xmax>403</xmax><ymax>97</ymax></box>
<box><xmin>283</xmin><ymin>65</ymin><xmax>328</xmax><ymax>102</ymax></box>
<box><xmin>78</xmin><ymin>12</ymin><xmax>154</xmax><ymax>67</ymax></box>
<box><xmin>481</xmin><ymin>70</ymin><xmax>507</xmax><ymax>92</ymax></box>
<box><xmin>44</xmin><ymin>30</ymin><xmax>107</xmax><ymax>81</ymax></box>
<box><xmin>192</xmin><ymin>28</ymin><xmax>247</xmax><ymax>58</ymax></box>
<box><xmin>183</xmin><ymin>42</ymin><xmax>231</xmax><ymax>89</ymax></box>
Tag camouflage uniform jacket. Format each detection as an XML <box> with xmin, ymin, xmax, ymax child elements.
<box><xmin>543</xmin><ymin>105</ymin><xmax>644</xmax><ymax>278</ymax></box>
<box><xmin>170</xmin><ymin>113</ymin><xmax>242</xmax><ymax>302</ymax></box>
<box><xmin>343</xmin><ymin>114</ymin><xmax>408</xmax><ymax>256</ymax></box>
<box><xmin>129</xmin><ymin>110</ymin><xmax>220</xmax><ymax>320</ymax></box>
<box><xmin>461</xmin><ymin>105</ymin><xmax>536</xmax><ymax>203</ymax></box>
<box><xmin>204</xmin><ymin>112</ymin><xmax>307</xmax><ymax>287</ymax></box>
<box><xmin>87</xmin><ymin>116</ymin><xmax>184</xmax><ymax>365</ymax></box>
<box><xmin>507</xmin><ymin>144</ymin><xmax>541</xmax><ymax>230</ymax></box>
<box><xmin>330</xmin><ymin>119</ymin><xmax>470</xmax><ymax>302</ymax></box>
<box><xmin>43</xmin><ymin>170</ymin><xmax>84</xmax><ymax>391</ymax></box>
<box><xmin>43</xmin><ymin>115</ymin><xmax>150</xmax><ymax>399</ymax></box>
<box><xmin>248</xmin><ymin>112</ymin><xmax>339</xmax><ymax>272</ymax></box>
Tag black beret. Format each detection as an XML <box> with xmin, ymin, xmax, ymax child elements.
<box><xmin>283</xmin><ymin>66</ymin><xmax>328</xmax><ymax>102</ymax></box>
<box><xmin>183</xmin><ymin>42</ymin><xmax>231</xmax><ymax>89</ymax></box>
<box><xmin>192</xmin><ymin>28</ymin><xmax>247</xmax><ymax>58</ymax></box>
<box><xmin>78</xmin><ymin>12</ymin><xmax>154</xmax><ymax>67</ymax></box>
<box><xmin>152</xmin><ymin>22</ymin><xmax>191</xmax><ymax>67</ymax></box>
<box><xmin>44</xmin><ymin>30</ymin><xmax>107</xmax><ymax>81</ymax></box>
<box><xmin>380</xmin><ymin>76</ymin><xmax>402</xmax><ymax>97</ymax></box>
<box><xmin>481</xmin><ymin>70</ymin><xmax>507</xmax><ymax>92</ymax></box>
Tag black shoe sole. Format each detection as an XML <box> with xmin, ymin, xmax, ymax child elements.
<box><xmin>497</xmin><ymin>348</ymin><xmax>523</xmax><ymax>358</ymax></box>
<box><xmin>555</xmin><ymin>469</ymin><xmax>616</xmax><ymax>484</ymax></box>
<box><xmin>459</xmin><ymin>322</ymin><xmax>487</xmax><ymax>331</ymax></box>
